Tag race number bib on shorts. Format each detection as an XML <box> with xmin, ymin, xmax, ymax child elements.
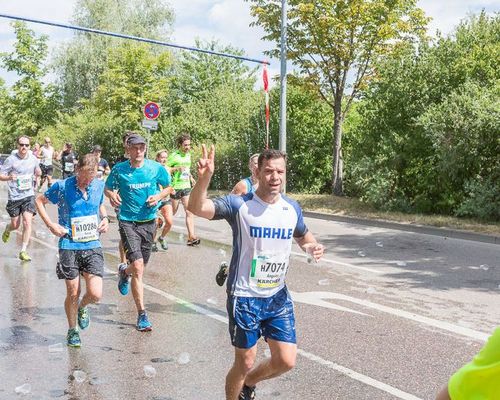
<box><xmin>250</xmin><ymin>252</ymin><xmax>289</xmax><ymax>289</ymax></box>
<box><xmin>71</xmin><ymin>215</ymin><xmax>99</xmax><ymax>242</ymax></box>
<box><xmin>16</xmin><ymin>175</ymin><xmax>33</xmax><ymax>190</ymax></box>
<box><xmin>64</xmin><ymin>162</ymin><xmax>74</xmax><ymax>172</ymax></box>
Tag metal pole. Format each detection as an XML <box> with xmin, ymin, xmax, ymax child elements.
<box><xmin>279</xmin><ymin>0</ymin><xmax>288</xmax><ymax>192</ymax></box>
<box><xmin>146</xmin><ymin>128</ymin><xmax>151</xmax><ymax>159</ymax></box>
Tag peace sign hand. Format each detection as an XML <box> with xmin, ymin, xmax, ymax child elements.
<box><xmin>196</xmin><ymin>144</ymin><xmax>215</xmax><ymax>180</ymax></box>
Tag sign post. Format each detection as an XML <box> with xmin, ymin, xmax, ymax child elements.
<box><xmin>142</xmin><ymin>102</ymin><xmax>161</xmax><ymax>158</ymax></box>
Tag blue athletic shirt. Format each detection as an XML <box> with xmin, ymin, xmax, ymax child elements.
<box><xmin>212</xmin><ymin>193</ymin><xmax>308</xmax><ymax>298</ymax></box>
<box><xmin>44</xmin><ymin>176</ymin><xmax>105</xmax><ymax>250</ymax></box>
<box><xmin>105</xmin><ymin>159</ymin><xmax>170</xmax><ymax>221</ymax></box>
<box><xmin>243</xmin><ymin>177</ymin><xmax>257</xmax><ymax>194</ymax></box>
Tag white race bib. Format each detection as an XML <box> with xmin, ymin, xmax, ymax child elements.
<box><xmin>71</xmin><ymin>215</ymin><xmax>99</xmax><ymax>242</ymax></box>
<box><xmin>64</xmin><ymin>162</ymin><xmax>74</xmax><ymax>172</ymax></box>
<box><xmin>249</xmin><ymin>252</ymin><xmax>289</xmax><ymax>289</ymax></box>
<box><xmin>180</xmin><ymin>168</ymin><xmax>190</xmax><ymax>181</ymax></box>
<box><xmin>17</xmin><ymin>174</ymin><xmax>33</xmax><ymax>191</ymax></box>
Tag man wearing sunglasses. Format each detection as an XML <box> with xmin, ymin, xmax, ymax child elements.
<box><xmin>0</xmin><ymin>136</ymin><xmax>41</xmax><ymax>261</ymax></box>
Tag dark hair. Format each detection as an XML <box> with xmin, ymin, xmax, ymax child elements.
<box><xmin>257</xmin><ymin>149</ymin><xmax>287</xmax><ymax>169</ymax></box>
<box><xmin>77</xmin><ymin>154</ymin><xmax>98</xmax><ymax>172</ymax></box>
<box><xmin>176</xmin><ymin>133</ymin><xmax>191</xmax><ymax>147</ymax></box>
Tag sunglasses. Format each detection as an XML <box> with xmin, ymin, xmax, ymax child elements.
<box><xmin>18</xmin><ymin>143</ymin><xmax>30</xmax><ymax>147</ymax></box>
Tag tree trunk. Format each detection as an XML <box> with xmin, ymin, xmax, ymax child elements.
<box><xmin>332</xmin><ymin>96</ymin><xmax>344</xmax><ymax>196</ymax></box>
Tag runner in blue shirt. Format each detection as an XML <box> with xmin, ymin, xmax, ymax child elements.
<box><xmin>35</xmin><ymin>154</ymin><xmax>110</xmax><ymax>348</ymax></box>
<box><xmin>105</xmin><ymin>133</ymin><xmax>172</xmax><ymax>332</ymax></box>
<box><xmin>188</xmin><ymin>146</ymin><xmax>324</xmax><ymax>400</ymax></box>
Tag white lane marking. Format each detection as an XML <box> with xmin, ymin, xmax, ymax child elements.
<box><xmin>291</xmin><ymin>291</ymin><xmax>489</xmax><ymax>342</ymax></box>
<box><xmin>28</xmin><ymin>231</ymin><xmax>422</xmax><ymax>399</ymax></box>
<box><xmin>297</xmin><ymin>349</ymin><xmax>422</xmax><ymax>400</ymax></box>
<box><xmin>291</xmin><ymin>291</ymin><xmax>370</xmax><ymax>316</ymax></box>
<box><xmin>290</xmin><ymin>251</ymin><xmax>382</xmax><ymax>274</ymax></box>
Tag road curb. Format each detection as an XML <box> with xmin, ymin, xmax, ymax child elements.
<box><xmin>303</xmin><ymin>211</ymin><xmax>500</xmax><ymax>245</ymax></box>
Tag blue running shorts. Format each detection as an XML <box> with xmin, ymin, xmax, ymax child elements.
<box><xmin>226</xmin><ymin>287</ymin><xmax>296</xmax><ymax>349</ymax></box>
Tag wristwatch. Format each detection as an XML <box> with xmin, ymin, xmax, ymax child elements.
<box><xmin>101</xmin><ymin>216</ymin><xmax>110</xmax><ymax>222</ymax></box>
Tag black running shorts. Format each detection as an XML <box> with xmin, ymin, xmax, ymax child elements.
<box><xmin>118</xmin><ymin>219</ymin><xmax>156</xmax><ymax>265</ymax></box>
<box><xmin>6</xmin><ymin>196</ymin><xmax>36</xmax><ymax>218</ymax></box>
<box><xmin>56</xmin><ymin>248</ymin><xmax>104</xmax><ymax>280</ymax></box>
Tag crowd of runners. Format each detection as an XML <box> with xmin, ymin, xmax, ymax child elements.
<box><xmin>0</xmin><ymin>133</ymin><xmax>497</xmax><ymax>400</ymax></box>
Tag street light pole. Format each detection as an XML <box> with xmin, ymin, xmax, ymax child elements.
<box><xmin>279</xmin><ymin>0</ymin><xmax>287</xmax><ymax>156</ymax></box>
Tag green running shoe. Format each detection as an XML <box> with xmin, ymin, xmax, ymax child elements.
<box><xmin>19</xmin><ymin>251</ymin><xmax>31</xmax><ymax>262</ymax></box>
<box><xmin>66</xmin><ymin>328</ymin><xmax>81</xmax><ymax>347</ymax></box>
<box><xmin>78</xmin><ymin>307</ymin><xmax>90</xmax><ymax>330</ymax></box>
<box><xmin>159</xmin><ymin>237</ymin><xmax>168</xmax><ymax>251</ymax></box>
<box><xmin>2</xmin><ymin>227</ymin><xmax>10</xmax><ymax>243</ymax></box>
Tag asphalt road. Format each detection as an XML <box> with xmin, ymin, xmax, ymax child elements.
<box><xmin>0</xmin><ymin>189</ymin><xmax>499</xmax><ymax>400</ymax></box>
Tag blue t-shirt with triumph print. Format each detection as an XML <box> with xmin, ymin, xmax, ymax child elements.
<box><xmin>212</xmin><ymin>192</ymin><xmax>308</xmax><ymax>298</ymax></box>
<box><xmin>105</xmin><ymin>159</ymin><xmax>170</xmax><ymax>222</ymax></box>
<box><xmin>44</xmin><ymin>176</ymin><xmax>105</xmax><ymax>250</ymax></box>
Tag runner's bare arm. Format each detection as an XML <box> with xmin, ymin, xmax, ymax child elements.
<box><xmin>97</xmin><ymin>204</ymin><xmax>109</xmax><ymax>233</ymax></box>
<box><xmin>187</xmin><ymin>144</ymin><xmax>216</xmax><ymax>220</ymax></box>
<box><xmin>295</xmin><ymin>231</ymin><xmax>325</xmax><ymax>262</ymax></box>
<box><xmin>231</xmin><ymin>180</ymin><xmax>247</xmax><ymax>195</ymax></box>
<box><xmin>35</xmin><ymin>194</ymin><xmax>67</xmax><ymax>237</ymax></box>
<box><xmin>104</xmin><ymin>187</ymin><xmax>122</xmax><ymax>208</ymax></box>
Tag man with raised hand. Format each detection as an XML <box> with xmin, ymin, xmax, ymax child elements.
<box><xmin>105</xmin><ymin>133</ymin><xmax>171</xmax><ymax>332</ymax></box>
<box><xmin>36</xmin><ymin>154</ymin><xmax>109</xmax><ymax>347</ymax></box>
<box><xmin>188</xmin><ymin>145</ymin><xmax>324</xmax><ymax>400</ymax></box>
<box><xmin>0</xmin><ymin>136</ymin><xmax>41</xmax><ymax>261</ymax></box>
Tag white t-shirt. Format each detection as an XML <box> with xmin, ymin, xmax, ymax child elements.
<box><xmin>40</xmin><ymin>146</ymin><xmax>54</xmax><ymax>166</ymax></box>
<box><xmin>212</xmin><ymin>193</ymin><xmax>308</xmax><ymax>298</ymax></box>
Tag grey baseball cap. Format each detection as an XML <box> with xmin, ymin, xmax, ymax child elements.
<box><xmin>126</xmin><ymin>134</ymin><xmax>146</xmax><ymax>146</ymax></box>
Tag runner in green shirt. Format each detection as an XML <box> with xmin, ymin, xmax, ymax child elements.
<box><xmin>436</xmin><ymin>327</ymin><xmax>500</xmax><ymax>400</ymax></box>
<box><xmin>167</xmin><ymin>133</ymin><xmax>200</xmax><ymax>246</ymax></box>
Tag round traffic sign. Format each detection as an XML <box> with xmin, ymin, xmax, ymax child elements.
<box><xmin>144</xmin><ymin>102</ymin><xmax>161</xmax><ymax>120</ymax></box>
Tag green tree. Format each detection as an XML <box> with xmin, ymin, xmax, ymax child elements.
<box><xmin>0</xmin><ymin>22</ymin><xmax>59</xmax><ymax>151</ymax></box>
<box><xmin>346</xmin><ymin>13</ymin><xmax>499</xmax><ymax>219</ymax></box>
<box><xmin>53</xmin><ymin>0</ymin><xmax>173</xmax><ymax>108</ymax></box>
<box><xmin>247</xmin><ymin>0</ymin><xmax>428</xmax><ymax>194</ymax></box>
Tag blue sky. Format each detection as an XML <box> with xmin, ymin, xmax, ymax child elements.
<box><xmin>0</xmin><ymin>0</ymin><xmax>498</xmax><ymax>86</ymax></box>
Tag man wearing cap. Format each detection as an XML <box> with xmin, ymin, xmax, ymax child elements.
<box><xmin>104</xmin><ymin>132</ymin><xmax>172</xmax><ymax>331</ymax></box>
<box><xmin>92</xmin><ymin>145</ymin><xmax>110</xmax><ymax>180</ymax></box>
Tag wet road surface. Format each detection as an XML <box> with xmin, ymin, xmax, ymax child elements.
<box><xmin>0</xmin><ymin>188</ymin><xmax>499</xmax><ymax>400</ymax></box>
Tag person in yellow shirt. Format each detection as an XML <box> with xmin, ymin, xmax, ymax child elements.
<box><xmin>436</xmin><ymin>327</ymin><xmax>500</xmax><ymax>400</ymax></box>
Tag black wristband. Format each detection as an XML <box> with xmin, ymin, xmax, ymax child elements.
<box><xmin>101</xmin><ymin>216</ymin><xmax>110</xmax><ymax>223</ymax></box>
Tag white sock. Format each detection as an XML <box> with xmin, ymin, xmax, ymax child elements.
<box><xmin>21</xmin><ymin>242</ymin><xmax>28</xmax><ymax>252</ymax></box>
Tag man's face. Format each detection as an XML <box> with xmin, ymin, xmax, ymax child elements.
<box><xmin>180</xmin><ymin>140</ymin><xmax>191</xmax><ymax>153</ymax></box>
<box><xmin>129</xmin><ymin>143</ymin><xmax>146</xmax><ymax>162</ymax></box>
<box><xmin>44</xmin><ymin>139</ymin><xmax>51</xmax><ymax>147</ymax></box>
<box><xmin>256</xmin><ymin>157</ymin><xmax>286</xmax><ymax>196</ymax></box>
<box><xmin>17</xmin><ymin>139</ymin><xmax>30</xmax><ymax>156</ymax></box>
<box><xmin>77</xmin><ymin>167</ymin><xmax>97</xmax><ymax>187</ymax></box>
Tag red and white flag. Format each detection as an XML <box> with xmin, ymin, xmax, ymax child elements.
<box><xmin>263</xmin><ymin>63</ymin><xmax>270</xmax><ymax>149</ymax></box>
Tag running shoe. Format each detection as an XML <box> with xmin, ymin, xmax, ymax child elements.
<box><xmin>216</xmin><ymin>262</ymin><xmax>229</xmax><ymax>287</ymax></box>
<box><xmin>19</xmin><ymin>251</ymin><xmax>32</xmax><ymax>262</ymax></box>
<box><xmin>187</xmin><ymin>238</ymin><xmax>201</xmax><ymax>246</ymax></box>
<box><xmin>151</xmin><ymin>242</ymin><xmax>159</xmax><ymax>252</ymax></box>
<box><xmin>78</xmin><ymin>306</ymin><xmax>90</xmax><ymax>330</ymax></box>
<box><xmin>118</xmin><ymin>263</ymin><xmax>131</xmax><ymax>295</ymax></box>
<box><xmin>136</xmin><ymin>312</ymin><xmax>152</xmax><ymax>332</ymax></box>
<box><xmin>2</xmin><ymin>227</ymin><xmax>10</xmax><ymax>243</ymax></box>
<box><xmin>239</xmin><ymin>384</ymin><xmax>256</xmax><ymax>400</ymax></box>
<box><xmin>66</xmin><ymin>328</ymin><xmax>81</xmax><ymax>348</ymax></box>
<box><xmin>159</xmin><ymin>237</ymin><xmax>168</xmax><ymax>250</ymax></box>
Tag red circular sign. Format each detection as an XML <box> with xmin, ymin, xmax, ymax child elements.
<box><xmin>144</xmin><ymin>102</ymin><xmax>161</xmax><ymax>120</ymax></box>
